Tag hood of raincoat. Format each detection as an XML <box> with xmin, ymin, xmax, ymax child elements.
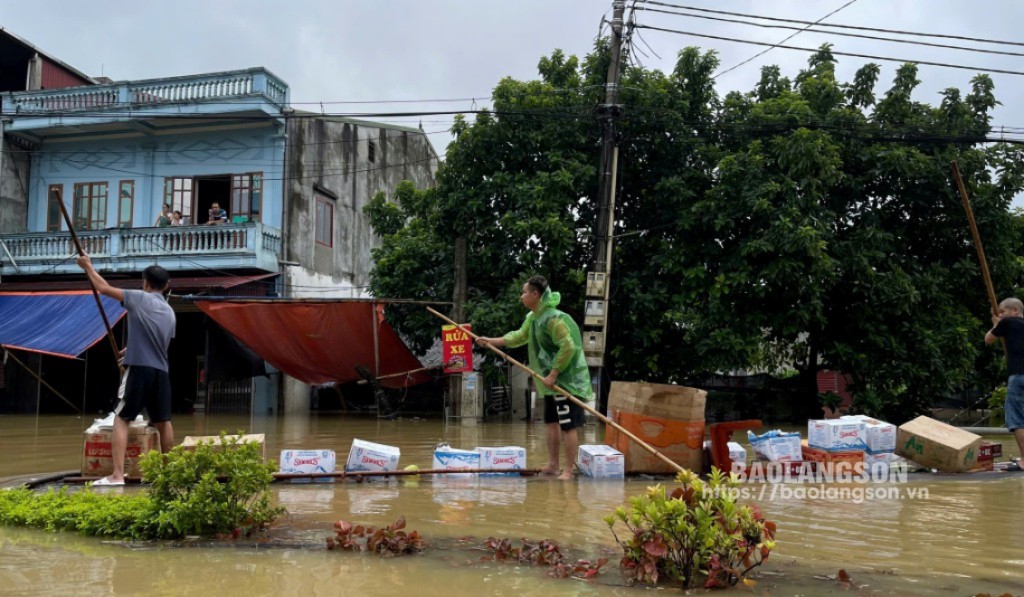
<box><xmin>539</xmin><ymin>287</ymin><xmax>561</xmax><ymax>310</ymax></box>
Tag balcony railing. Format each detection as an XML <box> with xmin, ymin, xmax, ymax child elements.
<box><xmin>0</xmin><ymin>223</ymin><xmax>282</xmax><ymax>275</ymax></box>
<box><xmin>1</xmin><ymin>67</ymin><xmax>289</xmax><ymax>115</ymax></box>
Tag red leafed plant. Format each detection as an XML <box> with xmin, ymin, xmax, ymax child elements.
<box><xmin>481</xmin><ymin>537</ymin><xmax>607</xmax><ymax>580</ymax></box>
<box><xmin>606</xmin><ymin>468</ymin><xmax>777</xmax><ymax>590</ymax></box>
<box><xmin>327</xmin><ymin>516</ymin><xmax>425</xmax><ymax>557</ymax></box>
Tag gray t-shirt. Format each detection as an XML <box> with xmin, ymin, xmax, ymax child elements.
<box><xmin>122</xmin><ymin>289</ymin><xmax>176</xmax><ymax>372</ymax></box>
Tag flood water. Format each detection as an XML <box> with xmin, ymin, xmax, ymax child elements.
<box><xmin>1</xmin><ymin>413</ymin><xmax>1023</xmax><ymax>596</ymax></box>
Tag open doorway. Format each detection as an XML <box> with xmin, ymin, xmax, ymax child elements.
<box><xmin>194</xmin><ymin>175</ymin><xmax>231</xmax><ymax>225</ymax></box>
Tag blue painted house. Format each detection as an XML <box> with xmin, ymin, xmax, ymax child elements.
<box><xmin>0</xmin><ymin>47</ymin><xmax>439</xmax><ymax>416</ymax></box>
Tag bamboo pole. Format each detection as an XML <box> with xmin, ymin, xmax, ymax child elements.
<box><xmin>54</xmin><ymin>189</ymin><xmax>123</xmax><ymax>375</ymax></box>
<box><xmin>356</xmin><ymin>365</ymin><xmax>440</xmax><ymax>384</ymax></box>
<box><xmin>5</xmin><ymin>349</ymin><xmax>82</xmax><ymax>414</ymax></box>
<box><xmin>426</xmin><ymin>306</ymin><xmax>687</xmax><ymax>474</ymax></box>
<box><xmin>952</xmin><ymin>161</ymin><xmax>1006</xmax><ymax>354</ymax></box>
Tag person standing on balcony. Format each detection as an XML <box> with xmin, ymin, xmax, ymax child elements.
<box><xmin>207</xmin><ymin>202</ymin><xmax>228</xmax><ymax>225</ymax></box>
<box><xmin>171</xmin><ymin>211</ymin><xmax>184</xmax><ymax>226</ymax></box>
<box><xmin>476</xmin><ymin>275</ymin><xmax>593</xmax><ymax>480</ymax></box>
<box><xmin>77</xmin><ymin>254</ymin><xmax>176</xmax><ymax>486</ymax></box>
<box><xmin>154</xmin><ymin>204</ymin><xmax>172</xmax><ymax>228</ymax></box>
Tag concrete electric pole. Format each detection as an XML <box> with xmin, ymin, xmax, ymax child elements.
<box><xmin>582</xmin><ymin>0</ymin><xmax>626</xmax><ymax>413</ymax></box>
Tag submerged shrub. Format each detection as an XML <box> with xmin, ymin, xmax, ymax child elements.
<box><xmin>606</xmin><ymin>468</ymin><xmax>776</xmax><ymax>590</ymax></box>
<box><xmin>0</xmin><ymin>432</ymin><xmax>283</xmax><ymax>540</ymax></box>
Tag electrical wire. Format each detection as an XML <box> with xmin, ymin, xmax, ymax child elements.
<box><xmin>639</xmin><ymin>4</ymin><xmax>1024</xmax><ymax>59</ymax></box>
<box><xmin>635</xmin><ymin>0</ymin><xmax>1024</xmax><ymax>48</ymax></box>
<box><xmin>713</xmin><ymin>0</ymin><xmax>860</xmax><ymax>79</ymax></box>
<box><xmin>634</xmin><ymin>24</ymin><xmax>1024</xmax><ymax>77</ymax></box>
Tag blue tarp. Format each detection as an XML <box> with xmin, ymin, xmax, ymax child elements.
<box><xmin>0</xmin><ymin>292</ymin><xmax>126</xmax><ymax>358</ymax></box>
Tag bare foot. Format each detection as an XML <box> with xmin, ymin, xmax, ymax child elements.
<box><xmin>540</xmin><ymin>464</ymin><xmax>559</xmax><ymax>475</ymax></box>
<box><xmin>557</xmin><ymin>471</ymin><xmax>574</xmax><ymax>481</ymax></box>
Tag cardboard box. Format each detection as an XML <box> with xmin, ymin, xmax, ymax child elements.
<box><xmin>345</xmin><ymin>439</ymin><xmax>400</xmax><ymax>473</ymax></box>
<box><xmin>81</xmin><ymin>427</ymin><xmax>160</xmax><ymax>478</ymax></box>
<box><xmin>801</xmin><ymin>443</ymin><xmax>864</xmax><ymax>473</ymax></box>
<box><xmin>978</xmin><ymin>441</ymin><xmax>1002</xmax><ymax>462</ymax></box>
<box><xmin>181</xmin><ymin>434</ymin><xmax>266</xmax><ymax>459</ymax></box>
<box><xmin>808</xmin><ymin>419</ymin><xmax>868</xmax><ymax>451</ymax></box>
<box><xmin>279</xmin><ymin>449</ymin><xmax>336</xmax><ymax>483</ymax></box>
<box><xmin>702</xmin><ymin>440</ymin><xmax>748</xmax><ymax>467</ymax></box>
<box><xmin>896</xmin><ymin>416</ymin><xmax>982</xmax><ymax>473</ymax></box>
<box><xmin>432</xmin><ymin>446</ymin><xmax>481</xmax><ymax>476</ymax></box>
<box><xmin>577</xmin><ymin>445</ymin><xmax>625</xmax><ymax>478</ymax></box>
<box><xmin>841</xmin><ymin>415</ymin><xmax>897</xmax><ymax>453</ymax></box>
<box><xmin>863</xmin><ymin>451</ymin><xmax>894</xmax><ymax>468</ymax></box>
<box><xmin>475</xmin><ymin>446</ymin><xmax>527</xmax><ymax>476</ymax></box>
<box><xmin>748</xmin><ymin>431</ymin><xmax>803</xmax><ymax>462</ymax></box>
<box><xmin>606</xmin><ymin>381</ymin><xmax>706</xmax><ymax>473</ymax></box>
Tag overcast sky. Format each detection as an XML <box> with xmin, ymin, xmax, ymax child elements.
<box><xmin>5</xmin><ymin>0</ymin><xmax>1024</xmax><ymax>195</ymax></box>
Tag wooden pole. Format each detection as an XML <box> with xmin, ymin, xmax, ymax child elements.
<box><xmin>53</xmin><ymin>188</ymin><xmax>123</xmax><ymax>375</ymax></box>
<box><xmin>356</xmin><ymin>365</ymin><xmax>440</xmax><ymax>384</ymax></box>
<box><xmin>952</xmin><ymin>161</ymin><xmax>1006</xmax><ymax>354</ymax></box>
<box><xmin>426</xmin><ymin>306</ymin><xmax>687</xmax><ymax>474</ymax></box>
<box><xmin>5</xmin><ymin>349</ymin><xmax>82</xmax><ymax>414</ymax></box>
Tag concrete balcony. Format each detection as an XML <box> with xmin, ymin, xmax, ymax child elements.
<box><xmin>1</xmin><ymin>67</ymin><xmax>289</xmax><ymax>140</ymax></box>
<box><xmin>0</xmin><ymin>222</ymin><xmax>282</xmax><ymax>275</ymax></box>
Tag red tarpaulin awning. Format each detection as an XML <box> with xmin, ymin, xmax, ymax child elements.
<box><xmin>193</xmin><ymin>299</ymin><xmax>430</xmax><ymax>388</ymax></box>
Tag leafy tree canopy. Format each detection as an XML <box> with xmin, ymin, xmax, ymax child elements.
<box><xmin>366</xmin><ymin>43</ymin><xmax>1024</xmax><ymax>422</ymax></box>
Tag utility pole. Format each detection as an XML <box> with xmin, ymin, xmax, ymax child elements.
<box><xmin>451</xmin><ymin>237</ymin><xmax>467</xmax><ymax>420</ymax></box>
<box><xmin>583</xmin><ymin>0</ymin><xmax>626</xmax><ymax>413</ymax></box>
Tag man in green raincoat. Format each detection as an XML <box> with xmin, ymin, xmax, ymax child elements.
<box><xmin>477</xmin><ymin>275</ymin><xmax>593</xmax><ymax>480</ymax></box>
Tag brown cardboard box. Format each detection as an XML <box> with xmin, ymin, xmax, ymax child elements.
<box><xmin>605</xmin><ymin>381</ymin><xmax>706</xmax><ymax>473</ymax></box>
<box><xmin>800</xmin><ymin>442</ymin><xmax>865</xmax><ymax>474</ymax></box>
<box><xmin>896</xmin><ymin>416</ymin><xmax>981</xmax><ymax>473</ymax></box>
<box><xmin>181</xmin><ymin>434</ymin><xmax>266</xmax><ymax>459</ymax></box>
<box><xmin>81</xmin><ymin>427</ymin><xmax>160</xmax><ymax>478</ymax></box>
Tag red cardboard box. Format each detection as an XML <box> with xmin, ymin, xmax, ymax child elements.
<box><xmin>81</xmin><ymin>427</ymin><xmax>160</xmax><ymax>478</ymax></box>
<box><xmin>978</xmin><ymin>441</ymin><xmax>1002</xmax><ymax>462</ymax></box>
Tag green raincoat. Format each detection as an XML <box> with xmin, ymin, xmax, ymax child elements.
<box><xmin>502</xmin><ymin>288</ymin><xmax>593</xmax><ymax>401</ymax></box>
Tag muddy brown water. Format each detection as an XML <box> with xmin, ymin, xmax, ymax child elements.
<box><xmin>1</xmin><ymin>414</ymin><xmax>1022</xmax><ymax>596</ymax></box>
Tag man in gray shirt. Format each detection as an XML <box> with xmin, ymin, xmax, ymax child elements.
<box><xmin>78</xmin><ymin>254</ymin><xmax>176</xmax><ymax>486</ymax></box>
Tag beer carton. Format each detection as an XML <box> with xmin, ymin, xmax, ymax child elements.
<box><xmin>181</xmin><ymin>434</ymin><xmax>266</xmax><ymax>459</ymax></box>
<box><xmin>279</xmin><ymin>449</ymin><xmax>336</xmax><ymax>483</ymax></box>
<box><xmin>432</xmin><ymin>445</ymin><xmax>481</xmax><ymax>477</ymax></box>
<box><xmin>577</xmin><ymin>445</ymin><xmax>625</xmax><ymax>478</ymax></box>
<box><xmin>81</xmin><ymin>427</ymin><xmax>160</xmax><ymax>478</ymax></box>
<box><xmin>840</xmin><ymin>415</ymin><xmax>897</xmax><ymax>453</ymax></box>
<box><xmin>345</xmin><ymin>439</ymin><xmax>401</xmax><ymax>473</ymax></box>
<box><xmin>978</xmin><ymin>441</ymin><xmax>1002</xmax><ymax>462</ymax></box>
<box><xmin>808</xmin><ymin>419</ymin><xmax>867</xmax><ymax>451</ymax></box>
<box><xmin>896</xmin><ymin>416</ymin><xmax>981</xmax><ymax>473</ymax></box>
<box><xmin>475</xmin><ymin>446</ymin><xmax>527</xmax><ymax>476</ymax></box>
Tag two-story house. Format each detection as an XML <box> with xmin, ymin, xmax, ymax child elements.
<box><xmin>0</xmin><ymin>42</ymin><xmax>438</xmax><ymax>417</ymax></box>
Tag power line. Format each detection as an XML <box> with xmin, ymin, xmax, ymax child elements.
<box><xmin>634</xmin><ymin>24</ymin><xmax>1024</xmax><ymax>77</ymax></box>
<box><xmin>639</xmin><ymin>5</ymin><xmax>1024</xmax><ymax>60</ymax></box>
<box><xmin>636</xmin><ymin>0</ymin><xmax>1024</xmax><ymax>48</ymax></box>
<box><xmin>713</xmin><ymin>0</ymin><xmax>860</xmax><ymax>79</ymax></box>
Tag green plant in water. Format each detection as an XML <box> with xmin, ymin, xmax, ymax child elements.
<box><xmin>0</xmin><ymin>432</ymin><xmax>283</xmax><ymax>540</ymax></box>
<box><xmin>605</xmin><ymin>468</ymin><xmax>776</xmax><ymax>590</ymax></box>
<box><xmin>482</xmin><ymin>537</ymin><xmax>607</xmax><ymax>579</ymax></box>
<box><xmin>140</xmin><ymin>433</ymin><xmax>283</xmax><ymax>539</ymax></box>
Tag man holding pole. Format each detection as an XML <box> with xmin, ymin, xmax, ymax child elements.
<box><xmin>77</xmin><ymin>254</ymin><xmax>176</xmax><ymax>486</ymax></box>
<box><xmin>477</xmin><ymin>276</ymin><xmax>592</xmax><ymax>480</ymax></box>
<box><xmin>985</xmin><ymin>297</ymin><xmax>1024</xmax><ymax>470</ymax></box>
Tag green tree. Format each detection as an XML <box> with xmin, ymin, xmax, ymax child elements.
<box><xmin>366</xmin><ymin>43</ymin><xmax>1024</xmax><ymax>422</ymax></box>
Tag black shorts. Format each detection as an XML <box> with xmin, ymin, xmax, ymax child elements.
<box><xmin>543</xmin><ymin>394</ymin><xmax>586</xmax><ymax>431</ymax></box>
<box><xmin>115</xmin><ymin>365</ymin><xmax>172</xmax><ymax>423</ymax></box>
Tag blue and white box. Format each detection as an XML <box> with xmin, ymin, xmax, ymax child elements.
<box><xmin>747</xmin><ymin>430</ymin><xmax>803</xmax><ymax>462</ymax></box>
<box><xmin>840</xmin><ymin>415</ymin><xmax>897</xmax><ymax>453</ymax></box>
<box><xmin>577</xmin><ymin>445</ymin><xmax>625</xmax><ymax>478</ymax></box>
<box><xmin>345</xmin><ymin>439</ymin><xmax>401</xmax><ymax>473</ymax></box>
<box><xmin>432</xmin><ymin>445</ymin><xmax>481</xmax><ymax>477</ymax></box>
<box><xmin>279</xmin><ymin>449</ymin><xmax>336</xmax><ymax>483</ymax></box>
<box><xmin>475</xmin><ymin>446</ymin><xmax>527</xmax><ymax>476</ymax></box>
<box><xmin>808</xmin><ymin>419</ymin><xmax>867</xmax><ymax>451</ymax></box>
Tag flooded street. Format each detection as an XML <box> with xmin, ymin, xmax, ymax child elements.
<box><xmin>1</xmin><ymin>414</ymin><xmax>1023</xmax><ymax>596</ymax></box>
